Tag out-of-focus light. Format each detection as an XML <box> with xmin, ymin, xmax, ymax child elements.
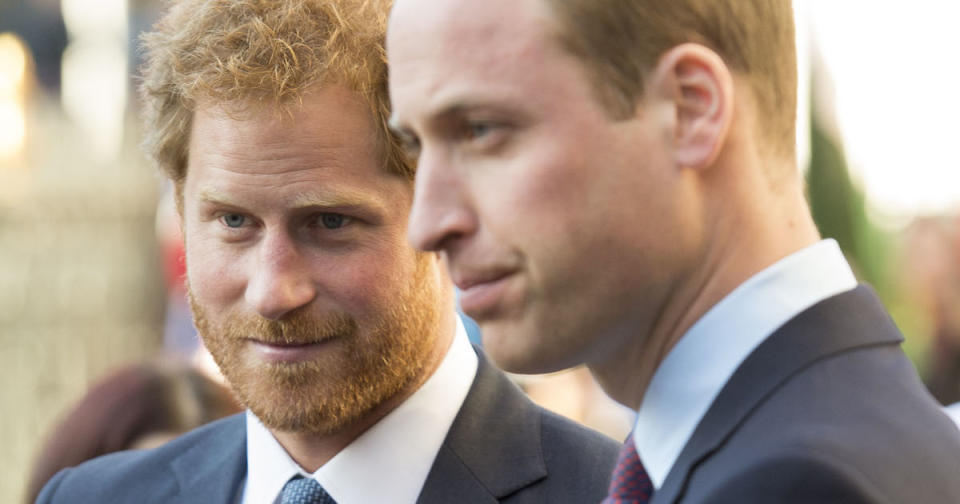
<box><xmin>0</xmin><ymin>33</ymin><xmax>28</xmax><ymax>161</ymax></box>
<box><xmin>60</xmin><ymin>0</ymin><xmax>128</xmax><ymax>164</ymax></box>
<box><xmin>61</xmin><ymin>41</ymin><xmax>127</xmax><ymax>163</ymax></box>
<box><xmin>0</xmin><ymin>33</ymin><xmax>27</xmax><ymax>96</ymax></box>
<box><xmin>793</xmin><ymin>1</ymin><xmax>811</xmax><ymax>174</ymax></box>
<box><xmin>0</xmin><ymin>101</ymin><xmax>26</xmax><ymax>159</ymax></box>
<box><xmin>61</xmin><ymin>0</ymin><xmax>128</xmax><ymax>41</ymax></box>
<box><xmin>808</xmin><ymin>0</ymin><xmax>960</xmax><ymax>219</ymax></box>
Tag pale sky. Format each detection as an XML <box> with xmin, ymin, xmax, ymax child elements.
<box><xmin>802</xmin><ymin>1</ymin><xmax>960</xmax><ymax>221</ymax></box>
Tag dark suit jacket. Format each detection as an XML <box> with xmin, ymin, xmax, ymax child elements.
<box><xmin>36</xmin><ymin>348</ymin><xmax>619</xmax><ymax>503</ymax></box>
<box><xmin>653</xmin><ymin>286</ymin><xmax>960</xmax><ymax>504</ymax></box>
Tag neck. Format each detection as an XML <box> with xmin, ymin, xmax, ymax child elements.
<box><xmin>271</xmin><ymin>308</ymin><xmax>456</xmax><ymax>472</ymax></box>
<box><xmin>590</xmin><ymin>161</ymin><xmax>819</xmax><ymax>410</ymax></box>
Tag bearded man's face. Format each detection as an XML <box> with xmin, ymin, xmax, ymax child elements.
<box><xmin>181</xmin><ymin>87</ymin><xmax>445</xmax><ymax>434</ymax></box>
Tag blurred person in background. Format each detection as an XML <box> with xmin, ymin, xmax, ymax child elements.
<box><xmin>156</xmin><ymin>182</ymin><xmax>201</xmax><ymax>357</ymax></box>
<box><xmin>36</xmin><ymin>1</ymin><xmax>618</xmax><ymax>503</ymax></box>
<box><xmin>387</xmin><ymin>0</ymin><xmax>960</xmax><ymax>501</ymax></box>
<box><xmin>903</xmin><ymin>217</ymin><xmax>960</xmax><ymax>406</ymax></box>
<box><xmin>25</xmin><ymin>359</ymin><xmax>240</xmax><ymax>503</ymax></box>
<box><xmin>900</xmin><ymin>217</ymin><xmax>960</xmax><ymax>428</ymax></box>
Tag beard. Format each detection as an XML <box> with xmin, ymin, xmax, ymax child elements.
<box><xmin>189</xmin><ymin>254</ymin><xmax>442</xmax><ymax>435</ymax></box>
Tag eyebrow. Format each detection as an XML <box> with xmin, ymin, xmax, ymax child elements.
<box><xmin>389</xmin><ymin>100</ymin><xmax>475</xmax><ymax>134</ymax></box>
<box><xmin>198</xmin><ymin>189</ymin><xmax>388</xmax><ymax>214</ymax></box>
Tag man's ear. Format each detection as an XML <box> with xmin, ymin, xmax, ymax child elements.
<box><xmin>647</xmin><ymin>43</ymin><xmax>733</xmax><ymax>170</ymax></box>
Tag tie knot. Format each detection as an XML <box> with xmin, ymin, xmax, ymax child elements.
<box><xmin>280</xmin><ymin>476</ymin><xmax>336</xmax><ymax>504</ymax></box>
<box><xmin>604</xmin><ymin>435</ymin><xmax>653</xmax><ymax>504</ymax></box>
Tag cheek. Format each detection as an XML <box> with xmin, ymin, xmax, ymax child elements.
<box><xmin>184</xmin><ymin>233</ymin><xmax>245</xmax><ymax>307</ymax></box>
<box><xmin>314</xmin><ymin>244</ymin><xmax>419</xmax><ymax>315</ymax></box>
<box><xmin>478</xmin><ymin>134</ymin><xmax>654</xmax><ymax>285</ymax></box>
<box><xmin>478</xmin><ymin>140</ymin><xmax>596</xmax><ymax>240</ymax></box>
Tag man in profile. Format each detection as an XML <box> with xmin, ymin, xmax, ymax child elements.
<box><xmin>36</xmin><ymin>1</ymin><xmax>618</xmax><ymax>502</ymax></box>
<box><xmin>387</xmin><ymin>0</ymin><xmax>960</xmax><ymax>501</ymax></box>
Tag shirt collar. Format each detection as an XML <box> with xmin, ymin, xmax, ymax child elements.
<box><xmin>633</xmin><ymin>239</ymin><xmax>857</xmax><ymax>489</ymax></box>
<box><xmin>243</xmin><ymin>316</ymin><xmax>478</xmax><ymax>504</ymax></box>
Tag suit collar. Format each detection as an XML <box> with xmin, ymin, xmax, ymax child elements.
<box><xmin>169</xmin><ymin>413</ymin><xmax>247</xmax><ymax>503</ymax></box>
<box><xmin>635</xmin><ymin>239</ymin><xmax>857</xmax><ymax>488</ymax></box>
<box><xmin>243</xmin><ymin>322</ymin><xmax>477</xmax><ymax>504</ymax></box>
<box><xmin>417</xmin><ymin>348</ymin><xmax>547</xmax><ymax>503</ymax></box>
<box><xmin>162</xmin><ymin>351</ymin><xmax>546</xmax><ymax>504</ymax></box>
<box><xmin>654</xmin><ymin>286</ymin><xmax>903</xmax><ymax>503</ymax></box>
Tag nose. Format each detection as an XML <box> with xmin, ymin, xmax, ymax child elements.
<box><xmin>408</xmin><ymin>148</ymin><xmax>477</xmax><ymax>252</ymax></box>
<box><xmin>245</xmin><ymin>231</ymin><xmax>316</xmax><ymax>320</ymax></box>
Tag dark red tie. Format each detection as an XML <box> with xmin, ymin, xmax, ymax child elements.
<box><xmin>603</xmin><ymin>435</ymin><xmax>653</xmax><ymax>504</ymax></box>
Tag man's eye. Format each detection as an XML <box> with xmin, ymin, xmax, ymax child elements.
<box><xmin>319</xmin><ymin>213</ymin><xmax>349</xmax><ymax>229</ymax></box>
<box><xmin>466</xmin><ymin>122</ymin><xmax>492</xmax><ymax>140</ymax></box>
<box><xmin>399</xmin><ymin>134</ymin><xmax>421</xmax><ymax>158</ymax></box>
<box><xmin>222</xmin><ymin>214</ymin><xmax>246</xmax><ymax>228</ymax></box>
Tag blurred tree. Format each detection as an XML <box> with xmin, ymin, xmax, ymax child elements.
<box><xmin>807</xmin><ymin>109</ymin><xmax>889</xmax><ymax>293</ymax></box>
<box><xmin>805</xmin><ymin>76</ymin><xmax>926</xmax><ymax>370</ymax></box>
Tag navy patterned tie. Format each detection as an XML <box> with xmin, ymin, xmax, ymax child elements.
<box><xmin>602</xmin><ymin>435</ymin><xmax>653</xmax><ymax>504</ymax></box>
<box><xmin>280</xmin><ymin>476</ymin><xmax>337</xmax><ymax>504</ymax></box>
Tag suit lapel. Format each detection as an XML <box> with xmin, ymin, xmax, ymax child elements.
<box><xmin>169</xmin><ymin>413</ymin><xmax>247</xmax><ymax>503</ymax></box>
<box><xmin>417</xmin><ymin>348</ymin><xmax>547</xmax><ymax>503</ymax></box>
<box><xmin>653</xmin><ymin>286</ymin><xmax>904</xmax><ymax>503</ymax></box>
<box><xmin>163</xmin><ymin>353</ymin><xmax>543</xmax><ymax>504</ymax></box>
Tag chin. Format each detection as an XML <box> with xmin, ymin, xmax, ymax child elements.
<box><xmin>481</xmin><ymin>321</ymin><xmax>571</xmax><ymax>375</ymax></box>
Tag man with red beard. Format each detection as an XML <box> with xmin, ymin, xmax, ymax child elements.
<box><xmin>35</xmin><ymin>1</ymin><xmax>618</xmax><ymax>503</ymax></box>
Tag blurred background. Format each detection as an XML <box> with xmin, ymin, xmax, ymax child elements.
<box><xmin>3</xmin><ymin>0</ymin><xmax>960</xmax><ymax>502</ymax></box>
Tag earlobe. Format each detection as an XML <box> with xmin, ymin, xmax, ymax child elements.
<box><xmin>651</xmin><ymin>43</ymin><xmax>734</xmax><ymax>170</ymax></box>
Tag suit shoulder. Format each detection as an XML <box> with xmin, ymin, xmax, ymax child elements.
<box><xmin>688</xmin><ymin>432</ymin><xmax>960</xmax><ymax>504</ymax></box>
<box><xmin>34</xmin><ymin>449</ymin><xmax>181</xmax><ymax>504</ymax></box>
<box><xmin>34</xmin><ymin>414</ymin><xmax>245</xmax><ymax>504</ymax></box>
<box><xmin>538</xmin><ymin>408</ymin><xmax>620</xmax><ymax>461</ymax></box>
<box><xmin>697</xmin><ymin>452</ymin><xmax>881</xmax><ymax>504</ymax></box>
<box><xmin>536</xmin><ymin>409</ymin><xmax>620</xmax><ymax>501</ymax></box>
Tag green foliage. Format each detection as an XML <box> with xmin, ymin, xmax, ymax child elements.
<box><xmin>806</xmin><ymin>105</ymin><xmax>930</xmax><ymax>372</ymax></box>
<box><xmin>806</xmin><ymin>112</ymin><xmax>892</xmax><ymax>297</ymax></box>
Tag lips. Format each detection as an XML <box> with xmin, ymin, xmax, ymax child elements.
<box><xmin>248</xmin><ymin>339</ymin><xmax>335</xmax><ymax>364</ymax></box>
<box><xmin>454</xmin><ymin>269</ymin><xmax>516</xmax><ymax>319</ymax></box>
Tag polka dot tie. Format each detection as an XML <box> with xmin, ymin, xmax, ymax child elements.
<box><xmin>280</xmin><ymin>476</ymin><xmax>337</xmax><ymax>504</ymax></box>
<box><xmin>603</xmin><ymin>435</ymin><xmax>653</xmax><ymax>504</ymax></box>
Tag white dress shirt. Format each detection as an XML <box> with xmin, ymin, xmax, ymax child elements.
<box><xmin>241</xmin><ymin>316</ymin><xmax>478</xmax><ymax>504</ymax></box>
<box><xmin>945</xmin><ymin>402</ymin><xmax>960</xmax><ymax>430</ymax></box>
<box><xmin>633</xmin><ymin>239</ymin><xmax>858</xmax><ymax>489</ymax></box>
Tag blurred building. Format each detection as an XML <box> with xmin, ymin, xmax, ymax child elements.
<box><xmin>0</xmin><ymin>2</ymin><xmax>166</xmax><ymax>502</ymax></box>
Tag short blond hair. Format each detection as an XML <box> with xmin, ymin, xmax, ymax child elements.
<box><xmin>139</xmin><ymin>0</ymin><xmax>410</xmax><ymax>188</ymax></box>
<box><xmin>546</xmin><ymin>0</ymin><xmax>797</xmax><ymax>160</ymax></box>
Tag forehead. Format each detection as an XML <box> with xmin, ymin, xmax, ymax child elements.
<box><xmin>190</xmin><ymin>85</ymin><xmax>379</xmax><ymax>162</ymax></box>
<box><xmin>388</xmin><ymin>0</ymin><xmax>580</xmax><ymax>118</ymax></box>
<box><xmin>390</xmin><ymin>0</ymin><xmax>554</xmax><ymax>54</ymax></box>
<box><xmin>185</xmin><ymin>85</ymin><xmax>408</xmax><ymax>204</ymax></box>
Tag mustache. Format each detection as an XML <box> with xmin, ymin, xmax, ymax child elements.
<box><xmin>225</xmin><ymin>310</ymin><xmax>358</xmax><ymax>345</ymax></box>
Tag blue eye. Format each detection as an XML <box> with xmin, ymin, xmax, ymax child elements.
<box><xmin>467</xmin><ymin>122</ymin><xmax>492</xmax><ymax>140</ymax></box>
<box><xmin>320</xmin><ymin>213</ymin><xmax>347</xmax><ymax>229</ymax></box>
<box><xmin>398</xmin><ymin>133</ymin><xmax>421</xmax><ymax>158</ymax></box>
<box><xmin>222</xmin><ymin>214</ymin><xmax>245</xmax><ymax>228</ymax></box>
